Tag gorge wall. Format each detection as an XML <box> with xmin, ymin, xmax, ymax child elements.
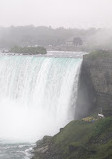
<box><xmin>76</xmin><ymin>51</ymin><xmax>112</xmax><ymax>119</ymax></box>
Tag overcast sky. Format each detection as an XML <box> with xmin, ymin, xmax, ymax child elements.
<box><xmin>0</xmin><ymin>0</ymin><xmax>112</xmax><ymax>28</ymax></box>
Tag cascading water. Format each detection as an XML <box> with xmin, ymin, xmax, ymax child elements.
<box><xmin>0</xmin><ymin>55</ymin><xmax>82</xmax><ymax>144</ymax></box>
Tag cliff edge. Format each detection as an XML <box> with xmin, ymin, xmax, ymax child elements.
<box><xmin>76</xmin><ymin>50</ymin><xmax>112</xmax><ymax>119</ymax></box>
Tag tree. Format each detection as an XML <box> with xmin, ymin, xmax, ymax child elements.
<box><xmin>73</xmin><ymin>37</ymin><xmax>83</xmax><ymax>46</ymax></box>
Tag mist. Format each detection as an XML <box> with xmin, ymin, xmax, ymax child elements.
<box><xmin>86</xmin><ymin>28</ymin><xmax>112</xmax><ymax>50</ymax></box>
<box><xmin>0</xmin><ymin>56</ymin><xmax>81</xmax><ymax>142</ymax></box>
<box><xmin>0</xmin><ymin>0</ymin><xmax>112</xmax><ymax>51</ymax></box>
<box><xmin>0</xmin><ymin>26</ymin><xmax>112</xmax><ymax>51</ymax></box>
<box><xmin>0</xmin><ymin>0</ymin><xmax>112</xmax><ymax>28</ymax></box>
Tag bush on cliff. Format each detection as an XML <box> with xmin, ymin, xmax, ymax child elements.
<box><xmin>86</xmin><ymin>50</ymin><xmax>112</xmax><ymax>59</ymax></box>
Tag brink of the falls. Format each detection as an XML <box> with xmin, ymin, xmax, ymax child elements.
<box><xmin>0</xmin><ymin>55</ymin><xmax>82</xmax><ymax>142</ymax></box>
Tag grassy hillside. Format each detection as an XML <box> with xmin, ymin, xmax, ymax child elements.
<box><xmin>32</xmin><ymin>117</ymin><xmax>112</xmax><ymax>159</ymax></box>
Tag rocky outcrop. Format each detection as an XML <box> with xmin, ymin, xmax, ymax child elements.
<box><xmin>32</xmin><ymin>117</ymin><xmax>112</xmax><ymax>159</ymax></box>
<box><xmin>76</xmin><ymin>50</ymin><xmax>112</xmax><ymax>119</ymax></box>
<box><xmin>32</xmin><ymin>136</ymin><xmax>52</xmax><ymax>159</ymax></box>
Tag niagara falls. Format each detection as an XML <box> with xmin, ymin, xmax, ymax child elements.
<box><xmin>0</xmin><ymin>0</ymin><xmax>112</xmax><ymax>158</ymax></box>
<box><xmin>0</xmin><ymin>52</ymin><xmax>82</xmax><ymax>158</ymax></box>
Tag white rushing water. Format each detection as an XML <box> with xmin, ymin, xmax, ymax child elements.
<box><xmin>0</xmin><ymin>55</ymin><xmax>82</xmax><ymax>143</ymax></box>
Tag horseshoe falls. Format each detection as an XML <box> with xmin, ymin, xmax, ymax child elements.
<box><xmin>0</xmin><ymin>55</ymin><xmax>82</xmax><ymax>143</ymax></box>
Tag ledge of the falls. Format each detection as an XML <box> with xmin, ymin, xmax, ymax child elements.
<box><xmin>32</xmin><ymin>50</ymin><xmax>112</xmax><ymax>159</ymax></box>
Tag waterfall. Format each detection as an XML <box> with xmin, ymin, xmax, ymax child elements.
<box><xmin>0</xmin><ymin>55</ymin><xmax>82</xmax><ymax>142</ymax></box>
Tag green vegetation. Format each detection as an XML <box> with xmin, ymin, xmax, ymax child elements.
<box><xmin>33</xmin><ymin>117</ymin><xmax>112</xmax><ymax>159</ymax></box>
<box><xmin>0</xmin><ymin>26</ymin><xmax>112</xmax><ymax>51</ymax></box>
<box><xmin>85</xmin><ymin>50</ymin><xmax>112</xmax><ymax>60</ymax></box>
<box><xmin>9</xmin><ymin>46</ymin><xmax>46</xmax><ymax>54</ymax></box>
<box><xmin>0</xmin><ymin>26</ymin><xmax>96</xmax><ymax>48</ymax></box>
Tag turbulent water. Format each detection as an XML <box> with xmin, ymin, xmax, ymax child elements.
<box><xmin>0</xmin><ymin>142</ymin><xmax>34</xmax><ymax>159</ymax></box>
<box><xmin>0</xmin><ymin>52</ymin><xmax>82</xmax><ymax>158</ymax></box>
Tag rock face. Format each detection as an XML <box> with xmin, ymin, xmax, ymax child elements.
<box><xmin>76</xmin><ymin>51</ymin><xmax>112</xmax><ymax>119</ymax></box>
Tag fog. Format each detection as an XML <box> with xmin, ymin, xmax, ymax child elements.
<box><xmin>86</xmin><ymin>28</ymin><xmax>112</xmax><ymax>50</ymax></box>
<box><xmin>0</xmin><ymin>0</ymin><xmax>112</xmax><ymax>28</ymax></box>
